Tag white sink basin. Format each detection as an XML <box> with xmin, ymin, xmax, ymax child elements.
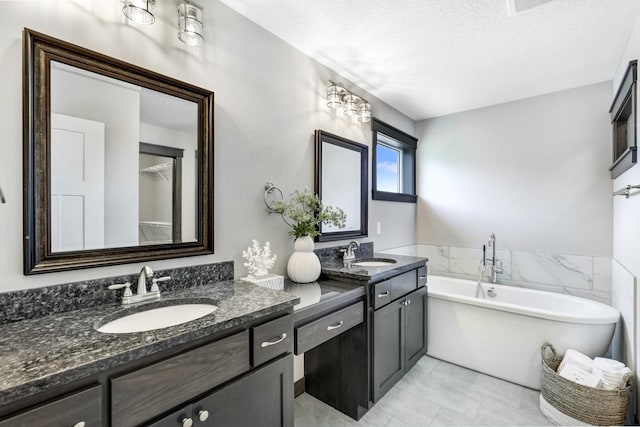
<box><xmin>352</xmin><ymin>259</ymin><xmax>397</xmax><ymax>267</ymax></box>
<box><xmin>97</xmin><ymin>304</ymin><xmax>217</xmax><ymax>334</ymax></box>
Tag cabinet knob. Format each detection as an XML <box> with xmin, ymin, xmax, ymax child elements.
<box><xmin>181</xmin><ymin>417</ymin><xmax>193</xmax><ymax>427</ymax></box>
<box><xmin>403</xmin><ymin>299</ymin><xmax>411</xmax><ymax>306</ymax></box>
<box><xmin>73</xmin><ymin>422</ymin><xmax>86</xmax><ymax>427</ymax></box>
<box><xmin>198</xmin><ymin>409</ymin><xmax>210</xmax><ymax>422</ymax></box>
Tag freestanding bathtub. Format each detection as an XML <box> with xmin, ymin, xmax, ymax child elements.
<box><xmin>427</xmin><ymin>275</ymin><xmax>619</xmax><ymax>390</ymax></box>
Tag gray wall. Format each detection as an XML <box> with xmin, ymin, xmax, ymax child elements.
<box><xmin>0</xmin><ymin>0</ymin><xmax>415</xmax><ymax>291</ymax></box>
<box><xmin>611</xmin><ymin>8</ymin><xmax>640</xmax><ymax>421</ymax></box>
<box><xmin>415</xmin><ymin>82</ymin><xmax>613</xmax><ymax>256</ymax></box>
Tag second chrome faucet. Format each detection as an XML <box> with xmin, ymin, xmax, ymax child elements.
<box><xmin>483</xmin><ymin>233</ymin><xmax>503</xmax><ymax>284</ymax></box>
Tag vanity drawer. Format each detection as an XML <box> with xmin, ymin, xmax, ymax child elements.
<box><xmin>418</xmin><ymin>265</ymin><xmax>428</xmax><ymax>287</ymax></box>
<box><xmin>111</xmin><ymin>330</ymin><xmax>249</xmax><ymax>427</ymax></box>
<box><xmin>252</xmin><ymin>314</ymin><xmax>293</xmax><ymax>367</ymax></box>
<box><xmin>295</xmin><ymin>301</ymin><xmax>364</xmax><ymax>354</ymax></box>
<box><xmin>0</xmin><ymin>384</ymin><xmax>101</xmax><ymax>427</ymax></box>
<box><xmin>390</xmin><ymin>269</ymin><xmax>417</xmax><ymax>300</ymax></box>
<box><xmin>373</xmin><ymin>280</ymin><xmax>392</xmax><ymax>309</ymax></box>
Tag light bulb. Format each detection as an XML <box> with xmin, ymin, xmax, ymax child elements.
<box><xmin>178</xmin><ymin>2</ymin><xmax>204</xmax><ymax>46</ymax></box>
<box><xmin>122</xmin><ymin>0</ymin><xmax>155</xmax><ymax>25</ymax></box>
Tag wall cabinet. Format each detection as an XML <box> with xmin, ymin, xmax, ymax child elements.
<box><xmin>373</xmin><ymin>285</ymin><xmax>427</xmax><ymax>402</ymax></box>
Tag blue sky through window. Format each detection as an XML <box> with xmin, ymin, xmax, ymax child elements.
<box><xmin>377</xmin><ymin>144</ymin><xmax>400</xmax><ymax>192</ymax></box>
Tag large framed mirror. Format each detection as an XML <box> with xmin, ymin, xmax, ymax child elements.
<box><xmin>314</xmin><ymin>130</ymin><xmax>368</xmax><ymax>242</ymax></box>
<box><xmin>23</xmin><ymin>29</ymin><xmax>214</xmax><ymax>274</ymax></box>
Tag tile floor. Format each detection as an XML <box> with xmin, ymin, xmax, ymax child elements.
<box><xmin>294</xmin><ymin>356</ymin><xmax>554</xmax><ymax>426</ymax></box>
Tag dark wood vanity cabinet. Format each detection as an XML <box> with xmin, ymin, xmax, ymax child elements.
<box><xmin>137</xmin><ymin>315</ymin><xmax>293</xmax><ymax>427</ymax></box>
<box><xmin>0</xmin><ymin>313</ymin><xmax>294</xmax><ymax>427</ymax></box>
<box><xmin>148</xmin><ymin>354</ymin><xmax>293</xmax><ymax>427</ymax></box>
<box><xmin>304</xmin><ymin>263</ymin><xmax>428</xmax><ymax>420</ymax></box>
<box><xmin>372</xmin><ymin>286</ymin><xmax>427</xmax><ymax>401</ymax></box>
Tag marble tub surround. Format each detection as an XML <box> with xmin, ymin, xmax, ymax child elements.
<box><xmin>320</xmin><ymin>252</ymin><xmax>427</xmax><ymax>283</ymax></box>
<box><xmin>0</xmin><ymin>279</ymin><xmax>298</xmax><ymax>406</ymax></box>
<box><xmin>0</xmin><ymin>261</ymin><xmax>234</xmax><ymax>325</ymax></box>
<box><xmin>380</xmin><ymin>244</ymin><xmax>612</xmax><ymax>304</ymax></box>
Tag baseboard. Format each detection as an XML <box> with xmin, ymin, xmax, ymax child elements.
<box><xmin>294</xmin><ymin>378</ymin><xmax>305</xmax><ymax>397</ymax></box>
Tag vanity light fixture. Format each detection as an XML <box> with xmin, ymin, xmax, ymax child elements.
<box><xmin>358</xmin><ymin>101</ymin><xmax>372</xmax><ymax>123</ymax></box>
<box><xmin>326</xmin><ymin>81</ymin><xmax>372</xmax><ymax>123</ymax></box>
<box><xmin>326</xmin><ymin>82</ymin><xmax>343</xmax><ymax>108</ymax></box>
<box><xmin>177</xmin><ymin>1</ymin><xmax>205</xmax><ymax>46</ymax></box>
<box><xmin>122</xmin><ymin>0</ymin><xmax>155</xmax><ymax>25</ymax></box>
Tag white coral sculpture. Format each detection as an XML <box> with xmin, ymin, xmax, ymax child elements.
<box><xmin>242</xmin><ymin>239</ymin><xmax>277</xmax><ymax>278</ymax></box>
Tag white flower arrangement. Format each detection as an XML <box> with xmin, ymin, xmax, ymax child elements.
<box><xmin>242</xmin><ymin>239</ymin><xmax>277</xmax><ymax>278</ymax></box>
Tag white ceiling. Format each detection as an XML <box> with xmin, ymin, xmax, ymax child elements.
<box><xmin>218</xmin><ymin>0</ymin><xmax>640</xmax><ymax>120</ymax></box>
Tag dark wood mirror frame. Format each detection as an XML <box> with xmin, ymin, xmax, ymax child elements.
<box><xmin>23</xmin><ymin>28</ymin><xmax>214</xmax><ymax>274</ymax></box>
<box><xmin>314</xmin><ymin>130</ymin><xmax>368</xmax><ymax>242</ymax></box>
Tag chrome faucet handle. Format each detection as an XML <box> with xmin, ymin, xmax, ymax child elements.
<box><xmin>151</xmin><ymin>276</ymin><xmax>172</xmax><ymax>292</ymax></box>
<box><xmin>108</xmin><ymin>282</ymin><xmax>132</xmax><ymax>297</ymax></box>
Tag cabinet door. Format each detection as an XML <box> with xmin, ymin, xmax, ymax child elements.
<box><xmin>404</xmin><ymin>286</ymin><xmax>428</xmax><ymax>369</ymax></box>
<box><xmin>0</xmin><ymin>385</ymin><xmax>101</xmax><ymax>427</ymax></box>
<box><xmin>194</xmin><ymin>354</ymin><xmax>293</xmax><ymax>427</ymax></box>
<box><xmin>373</xmin><ymin>299</ymin><xmax>404</xmax><ymax>402</ymax></box>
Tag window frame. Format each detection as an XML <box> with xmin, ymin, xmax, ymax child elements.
<box><xmin>371</xmin><ymin>118</ymin><xmax>418</xmax><ymax>203</ymax></box>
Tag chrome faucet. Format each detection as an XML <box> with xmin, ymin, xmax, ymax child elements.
<box><xmin>108</xmin><ymin>266</ymin><xmax>171</xmax><ymax>305</ymax></box>
<box><xmin>341</xmin><ymin>241</ymin><xmax>360</xmax><ymax>261</ymax></box>
<box><xmin>137</xmin><ymin>265</ymin><xmax>154</xmax><ymax>296</ymax></box>
<box><xmin>484</xmin><ymin>233</ymin><xmax>503</xmax><ymax>284</ymax></box>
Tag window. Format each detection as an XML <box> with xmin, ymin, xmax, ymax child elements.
<box><xmin>372</xmin><ymin>118</ymin><xmax>417</xmax><ymax>203</ymax></box>
<box><xmin>610</xmin><ymin>59</ymin><xmax>637</xmax><ymax>179</ymax></box>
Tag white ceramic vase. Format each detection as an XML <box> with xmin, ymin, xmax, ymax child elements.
<box><xmin>286</xmin><ymin>235</ymin><xmax>321</xmax><ymax>283</ymax></box>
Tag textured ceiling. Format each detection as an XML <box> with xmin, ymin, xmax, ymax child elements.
<box><xmin>218</xmin><ymin>0</ymin><xmax>640</xmax><ymax>120</ymax></box>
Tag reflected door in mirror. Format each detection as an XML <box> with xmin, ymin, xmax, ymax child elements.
<box><xmin>51</xmin><ymin>114</ymin><xmax>105</xmax><ymax>252</ymax></box>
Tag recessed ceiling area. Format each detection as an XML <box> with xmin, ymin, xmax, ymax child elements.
<box><xmin>219</xmin><ymin>0</ymin><xmax>640</xmax><ymax>120</ymax></box>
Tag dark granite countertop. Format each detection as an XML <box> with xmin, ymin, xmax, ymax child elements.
<box><xmin>0</xmin><ymin>280</ymin><xmax>298</xmax><ymax>406</ymax></box>
<box><xmin>284</xmin><ymin>279</ymin><xmax>365</xmax><ymax>325</ymax></box>
<box><xmin>320</xmin><ymin>253</ymin><xmax>428</xmax><ymax>283</ymax></box>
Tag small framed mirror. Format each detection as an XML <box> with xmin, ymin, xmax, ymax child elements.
<box><xmin>314</xmin><ymin>130</ymin><xmax>368</xmax><ymax>242</ymax></box>
<box><xmin>23</xmin><ymin>29</ymin><xmax>214</xmax><ymax>274</ymax></box>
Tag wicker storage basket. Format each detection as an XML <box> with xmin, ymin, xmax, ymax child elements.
<box><xmin>540</xmin><ymin>343</ymin><xmax>633</xmax><ymax>426</ymax></box>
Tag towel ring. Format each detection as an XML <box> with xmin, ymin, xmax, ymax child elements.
<box><xmin>264</xmin><ymin>182</ymin><xmax>283</xmax><ymax>211</ymax></box>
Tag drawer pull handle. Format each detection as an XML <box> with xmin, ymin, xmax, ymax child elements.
<box><xmin>419</xmin><ymin>275</ymin><xmax>427</xmax><ymax>280</ymax></box>
<box><xmin>181</xmin><ymin>417</ymin><xmax>193</xmax><ymax>427</ymax></box>
<box><xmin>327</xmin><ymin>321</ymin><xmax>344</xmax><ymax>331</ymax></box>
<box><xmin>377</xmin><ymin>291</ymin><xmax>389</xmax><ymax>298</ymax></box>
<box><xmin>198</xmin><ymin>409</ymin><xmax>210</xmax><ymax>422</ymax></box>
<box><xmin>73</xmin><ymin>422</ymin><xmax>86</xmax><ymax>427</ymax></box>
<box><xmin>261</xmin><ymin>333</ymin><xmax>287</xmax><ymax>347</ymax></box>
